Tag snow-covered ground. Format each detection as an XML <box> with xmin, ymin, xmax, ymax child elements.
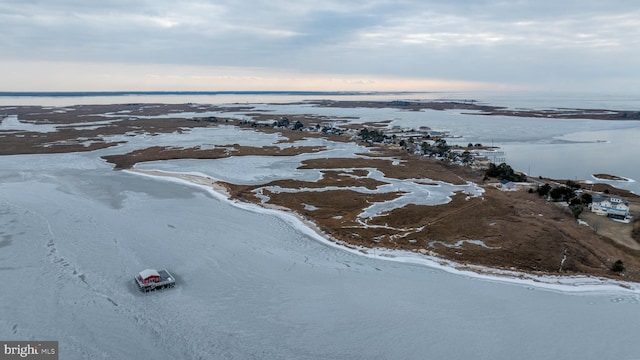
<box><xmin>2</xmin><ymin>143</ymin><xmax>640</xmax><ymax>359</ymax></box>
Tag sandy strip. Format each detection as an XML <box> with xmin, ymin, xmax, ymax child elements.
<box><xmin>130</xmin><ymin>168</ymin><xmax>231</xmax><ymax>197</ymax></box>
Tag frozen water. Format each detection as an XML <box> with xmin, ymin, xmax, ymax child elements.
<box><xmin>2</xmin><ymin>93</ymin><xmax>640</xmax><ymax>358</ymax></box>
<box><xmin>2</xmin><ymin>151</ymin><xmax>640</xmax><ymax>360</ymax></box>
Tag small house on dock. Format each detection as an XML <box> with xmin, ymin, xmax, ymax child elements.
<box><xmin>137</xmin><ymin>269</ymin><xmax>161</xmax><ymax>284</ymax></box>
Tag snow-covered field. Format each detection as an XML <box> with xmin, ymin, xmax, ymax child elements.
<box><xmin>2</xmin><ymin>130</ymin><xmax>640</xmax><ymax>359</ymax></box>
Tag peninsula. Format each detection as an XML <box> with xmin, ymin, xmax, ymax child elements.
<box><xmin>2</xmin><ymin>100</ymin><xmax>639</xmax><ymax>282</ymax></box>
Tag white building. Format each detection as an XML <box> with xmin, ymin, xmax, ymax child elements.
<box><xmin>590</xmin><ymin>195</ymin><xmax>630</xmax><ymax>220</ymax></box>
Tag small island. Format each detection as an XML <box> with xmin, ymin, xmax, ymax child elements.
<box><xmin>593</xmin><ymin>173</ymin><xmax>631</xmax><ymax>181</ymax></box>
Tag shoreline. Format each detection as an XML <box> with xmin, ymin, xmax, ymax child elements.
<box><xmin>2</xmin><ymin>101</ymin><xmax>638</xmax><ymax>282</ymax></box>
<box><xmin>127</xmin><ymin>168</ymin><xmax>640</xmax><ymax>294</ymax></box>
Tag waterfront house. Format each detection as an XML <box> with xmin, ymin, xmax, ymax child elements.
<box><xmin>590</xmin><ymin>195</ymin><xmax>630</xmax><ymax>220</ymax></box>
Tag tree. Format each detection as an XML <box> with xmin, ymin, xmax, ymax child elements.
<box><xmin>460</xmin><ymin>150</ymin><xmax>474</xmax><ymax>166</ymax></box>
<box><xmin>443</xmin><ymin>151</ymin><xmax>459</xmax><ymax>164</ymax></box>
<box><xmin>434</xmin><ymin>138</ymin><xmax>450</xmax><ymax>157</ymax></box>
<box><xmin>565</xmin><ymin>180</ymin><xmax>581</xmax><ymax>189</ymax></box>
<box><xmin>580</xmin><ymin>193</ymin><xmax>593</xmax><ymax>205</ymax></box>
<box><xmin>278</xmin><ymin>117</ymin><xmax>290</xmax><ymax>127</ymax></box>
<box><xmin>293</xmin><ymin>120</ymin><xmax>304</xmax><ymax>130</ymax></box>
<box><xmin>560</xmin><ymin>186</ymin><xmax>576</xmax><ymax>202</ymax></box>
<box><xmin>570</xmin><ymin>204</ymin><xmax>583</xmax><ymax>219</ymax></box>
<box><xmin>486</xmin><ymin>163</ymin><xmax>500</xmax><ymax>178</ymax></box>
<box><xmin>359</xmin><ymin>128</ymin><xmax>385</xmax><ymax>142</ymax></box>
<box><xmin>486</xmin><ymin>162</ymin><xmax>525</xmax><ymax>182</ymax></box>
<box><xmin>537</xmin><ymin>183</ymin><xmax>551</xmax><ymax>197</ymax></box>
<box><xmin>611</xmin><ymin>260</ymin><xmax>625</xmax><ymax>272</ymax></box>
<box><xmin>549</xmin><ymin>186</ymin><xmax>564</xmax><ymax>201</ymax></box>
<box><xmin>549</xmin><ymin>186</ymin><xmax>576</xmax><ymax>202</ymax></box>
<box><xmin>421</xmin><ymin>142</ymin><xmax>432</xmax><ymax>155</ymax></box>
<box><xmin>359</xmin><ymin>128</ymin><xmax>370</xmax><ymax>140</ymax></box>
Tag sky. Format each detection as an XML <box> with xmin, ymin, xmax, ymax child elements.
<box><xmin>1</xmin><ymin>0</ymin><xmax>639</xmax><ymax>93</ymax></box>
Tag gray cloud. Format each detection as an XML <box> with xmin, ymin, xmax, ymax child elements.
<box><xmin>1</xmin><ymin>0</ymin><xmax>639</xmax><ymax>91</ymax></box>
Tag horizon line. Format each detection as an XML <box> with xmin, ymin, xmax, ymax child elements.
<box><xmin>0</xmin><ymin>90</ymin><xmax>443</xmax><ymax>97</ymax></box>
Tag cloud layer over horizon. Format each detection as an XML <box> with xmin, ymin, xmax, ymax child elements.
<box><xmin>2</xmin><ymin>0</ymin><xmax>639</xmax><ymax>92</ymax></box>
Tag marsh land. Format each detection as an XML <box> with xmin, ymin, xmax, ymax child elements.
<box><xmin>2</xmin><ymin>100</ymin><xmax>639</xmax><ymax>281</ymax></box>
